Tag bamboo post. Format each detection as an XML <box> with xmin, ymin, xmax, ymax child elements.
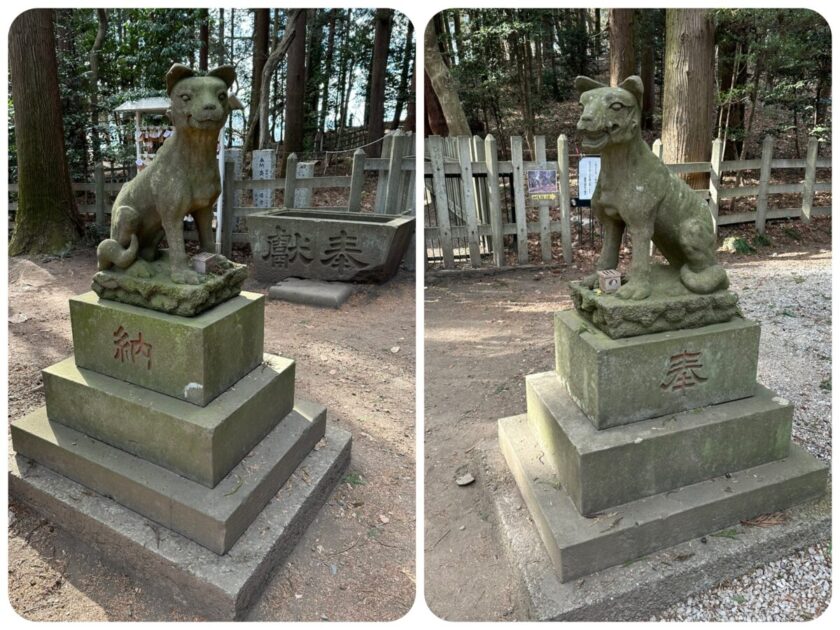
<box><xmin>510</xmin><ymin>136</ymin><xmax>529</xmax><ymax>264</ymax></box>
<box><xmin>485</xmin><ymin>135</ymin><xmax>504</xmax><ymax>267</ymax></box>
<box><xmin>756</xmin><ymin>135</ymin><xmax>775</xmax><ymax>235</ymax></box>
<box><xmin>428</xmin><ymin>136</ymin><xmax>454</xmax><ymax>268</ymax></box>
<box><xmin>94</xmin><ymin>162</ymin><xmax>105</xmax><ymax>228</ymax></box>
<box><xmin>708</xmin><ymin>138</ymin><xmax>723</xmax><ymax>232</ymax></box>
<box><xmin>557</xmin><ymin>135</ymin><xmax>572</xmax><ymax>264</ymax></box>
<box><xmin>801</xmin><ymin>136</ymin><xmax>819</xmax><ymax>223</ymax></box>
<box><xmin>284</xmin><ymin>153</ymin><xmax>298</xmax><ymax>208</ymax></box>
<box><xmin>457</xmin><ymin>135</ymin><xmax>482</xmax><ymax>267</ymax></box>
<box><xmin>348</xmin><ymin>148</ymin><xmax>366</xmax><ymax>212</ymax></box>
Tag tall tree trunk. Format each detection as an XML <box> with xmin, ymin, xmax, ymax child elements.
<box><xmin>391</xmin><ymin>21</ymin><xmax>414</xmax><ymax>130</ymax></box>
<box><xmin>424</xmin><ymin>20</ymin><xmax>470</xmax><ymax>136</ymax></box>
<box><xmin>89</xmin><ymin>9</ymin><xmax>108</xmax><ymax>164</ymax></box>
<box><xmin>243</xmin><ymin>8</ymin><xmax>270</xmax><ymax>153</ymax></box>
<box><xmin>319</xmin><ymin>9</ymin><xmax>337</xmax><ymax>135</ymax></box>
<box><xmin>367</xmin><ymin>9</ymin><xmax>393</xmax><ymax>154</ymax></box>
<box><xmin>259</xmin><ymin>9</ymin><xmax>300</xmax><ymax>150</ymax></box>
<box><xmin>609</xmin><ymin>9</ymin><xmax>635</xmax><ymax>85</ymax></box>
<box><xmin>403</xmin><ymin>61</ymin><xmax>416</xmax><ymax>133</ymax></box>
<box><xmin>303</xmin><ymin>9</ymin><xmax>324</xmax><ymax>148</ymax></box>
<box><xmin>282</xmin><ymin>10</ymin><xmax>307</xmax><ymax>174</ymax></box>
<box><xmin>217</xmin><ymin>8</ymin><xmax>225</xmax><ymax>66</ymax></box>
<box><xmin>55</xmin><ymin>9</ymin><xmax>88</xmax><ymax>180</ymax></box>
<box><xmin>424</xmin><ymin>71</ymin><xmax>448</xmax><ymax>136</ymax></box>
<box><xmin>662</xmin><ymin>9</ymin><xmax>715</xmax><ymax>188</ymax></box>
<box><xmin>593</xmin><ymin>9</ymin><xmax>602</xmax><ymax>58</ymax></box>
<box><xmin>9</xmin><ymin>9</ymin><xmax>83</xmax><ymax>255</ymax></box>
<box><xmin>198</xmin><ymin>8</ymin><xmax>209</xmax><ymax>71</ymax></box>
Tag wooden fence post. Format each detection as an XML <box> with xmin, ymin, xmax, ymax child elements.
<box><xmin>284</xmin><ymin>152</ymin><xmax>298</xmax><ymax>208</ymax></box>
<box><xmin>220</xmin><ymin>161</ymin><xmax>235</xmax><ymax>258</ymax></box>
<box><xmin>402</xmin><ymin>132</ymin><xmax>416</xmax><ymax>215</ymax></box>
<box><xmin>374</xmin><ymin>133</ymin><xmax>394</xmax><ymax>213</ymax></box>
<box><xmin>534</xmin><ymin>135</ymin><xmax>552</xmax><ymax>262</ymax></box>
<box><xmin>756</xmin><ymin>135</ymin><xmax>775</xmax><ymax>235</ymax></box>
<box><xmin>457</xmin><ymin>135</ymin><xmax>482</xmax><ymax>267</ymax></box>
<box><xmin>801</xmin><ymin>136</ymin><xmax>819</xmax><ymax>223</ymax></box>
<box><xmin>471</xmin><ymin>135</ymin><xmax>488</xmax><ymax>227</ymax></box>
<box><xmin>428</xmin><ymin>135</ymin><xmax>454</xmax><ymax>268</ymax></box>
<box><xmin>348</xmin><ymin>148</ymin><xmax>366</xmax><ymax>212</ymax></box>
<box><xmin>94</xmin><ymin>162</ymin><xmax>105</xmax><ymax>228</ymax></box>
<box><xmin>485</xmin><ymin>135</ymin><xmax>504</xmax><ymax>267</ymax></box>
<box><xmin>510</xmin><ymin>136</ymin><xmax>529</xmax><ymax>264</ymax></box>
<box><xmin>382</xmin><ymin>130</ymin><xmax>406</xmax><ymax>214</ymax></box>
<box><xmin>557</xmin><ymin>135</ymin><xmax>572</xmax><ymax>264</ymax></box>
<box><xmin>708</xmin><ymin>138</ymin><xmax>723</xmax><ymax>232</ymax></box>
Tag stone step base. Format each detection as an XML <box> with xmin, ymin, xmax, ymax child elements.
<box><xmin>11</xmin><ymin>399</ymin><xmax>327</xmax><ymax>555</ymax></box>
<box><xmin>43</xmin><ymin>353</ymin><xmax>295</xmax><ymax>488</ymax></box>
<box><xmin>554</xmin><ymin>309</ymin><xmax>760</xmax><ymax>428</ymax></box>
<box><xmin>499</xmin><ymin>413</ymin><xmax>827</xmax><ymax>583</ymax></box>
<box><xmin>526</xmin><ymin>371</ymin><xmax>793</xmax><ymax>515</ymax></box>
<box><xmin>9</xmin><ymin>422</ymin><xmax>351</xmax><ymax>620</ymax></box>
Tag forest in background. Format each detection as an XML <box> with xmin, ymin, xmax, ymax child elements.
<box><xmin>425</xmin><ymin>8</ymin><xmax>830</xmax><ymax>163</ymax></box>
<box><xmin>9</xmin><ymin>8</ymin><xmax>415</xmax><ymax>184</ymax></box>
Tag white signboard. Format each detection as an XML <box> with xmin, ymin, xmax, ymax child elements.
<box><xmin>579</xmin><ymin>157</ymin><xmax>601</xmax><ymax>200</ymax></box>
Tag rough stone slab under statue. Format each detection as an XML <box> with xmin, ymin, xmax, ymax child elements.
<box><xmin>43</xmin><ymin>353</ymin><xmax>294</xmax><ymax>487</ymax></box>
<box><xmin>555</xmin><ymin>310</ymin><xmax>760</xmax><ymax>428</ymax></box>
<box><xmin>91</xmin><ymin>251</ymin><xmax>249</xmax><ymax>317</ymax></box>
<box><xmin>268</xmin><ymin>278</ymin><xmax>354</xmax><ymax>308</ymax></box>
<box><xmin>70</xmin><ymin>291</ymin><xmax>264</xmax><ymax>406</ymax></box>
<box><xmin>9</xmin><ymin>423</ymin><xmax>351</xmax><ymax>620</ymax></box>
<box><xmin>480</xmin><ymin>434</ymin><xmax>830</xmax><ymax>620</ymax></box>
<box><xmin>571</xmin><ymin>265</ymin><xmax>741</xmax><ymax>339</ymax></box>
<box><xmin>526</xmin><ymin>372</ymin><xmax>793</xmax><ymax>515</ymax></box>
<box><xmin>247</xmin><ymin>208</ymin><xmax>414</xmax><ymax>283</ymax></box>
<box><xmin>498</xmin><ymin>414</ymin><xmax>826</xmax><ymax>583</ymax></box>
<box><xmin>11</xmin><ymin>399</ymin><xmax>326</xmax><ymax>554</ymax></box>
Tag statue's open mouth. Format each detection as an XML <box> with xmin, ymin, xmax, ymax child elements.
<box><xmin>580</xmin><ymin>131</ymin><xmax>609</xmax><ymax>152</ymax></box>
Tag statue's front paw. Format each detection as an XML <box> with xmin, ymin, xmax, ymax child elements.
<box><xmin>126</xmin><ymin>259</ymin><xmax>154</xmax><ymax>279</ymax></box>
<box><xmin>615</xmin><ymin>279</ymin><xmax>651</xmax><ymax>300</ymax></box>
<box><xmin>171</xmin><ymin>268</ymin><xmax>201</xmax><ymax>285</ymax></box>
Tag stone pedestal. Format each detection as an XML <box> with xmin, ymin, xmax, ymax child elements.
<box><xmin>10</xmin><ymin>291</ymin><xmax>350</xmax><ymax>619</ymax></box>
<box><xmin>499</xmin><ymin>300</ymin><xmax>827</xmax><ymax>588</ymax></box>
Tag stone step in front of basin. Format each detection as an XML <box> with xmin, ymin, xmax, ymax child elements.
<box><xmin>70</xmin><ymin>291</ymin><xmax>264</xmax><ymax>407</ymax></box>
<box><xmin>43</xmin><ymin>353</ymin><xmax>294</xmax><ymax>488</ymax></box>
<box><xmin>499</xmin><ymin>413</ymin><xmax>827</xmax><ymax>584</ymax></box>
<box><xmin>11</xmin><ymin>399</ymin><xmax>327</xmax><ymax>555</ymax></box>
<box><xmin>554</xmin><ymin>309</ymin><xmax>760</xmax><ymax>429</ymax></box>
<box><xmin>526</xmin><ymin>371</ymin><xmax>793</xmax><ymax>515</ymax></box>
<box><xmin>9</xmin><ymin>422</ymin><xmax>351</xmax><ymax>620</ymax></box>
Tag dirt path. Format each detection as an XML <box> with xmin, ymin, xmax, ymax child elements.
<box><xmin>8</xmin><ymin>249</ymin><xmax>415</xmax><ymax>621</ymax></box>
<box><xmin>424</xmin><ymin>235</ymin><xmax>831</xmax><ymax>620</ymax></box>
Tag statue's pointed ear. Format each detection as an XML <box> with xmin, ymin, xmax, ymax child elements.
<box><xmin>166</xmin><ymin>63</ymin><xmax>195</xmax><ymax>94</ymax></box>
<box><xmin>618</xmin><ymin>76</ymin><xmax>644</xmax><ymax>107</ymax></box>
<box><xmin>208</xmin><ymin>65</ymin><xmax>236</xmax><ymax>89</ymax></box>
<box><xmin>574</xmin><ymin>75</ymin><xmax>607</xmax><ymax>95</ymax></box>
<box><xmin>228</xmin><ymin>94</ymin><xmax>244</xmax><ymax>110</ymax></box>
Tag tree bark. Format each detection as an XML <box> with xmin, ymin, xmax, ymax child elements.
<box><xmin>9</xmin><ymin>9</ymin><xmax>83</xmax><ymax>255</ymax></box>
<box><xmin>609</xmin><ymin>9</ymin><xmax>635</xmax><ymax>85</ymax></box>
<box><xmin>367</xmin><ymin>9</ymin><xmax>393</xmax><ymax>154</ymax></box>
<box><xmin>243</xmin><ymin>8</ymin><xmax>270</xmax><ymax>153</ymax></box>
<box><xmin>303</xmin><ymin>9</ymin><xmax>324</xmax><ymax>146</ymax></box>
<box><xmin>198</xmin><ymin>8</ymin><xmax>209</xmax><ymax>71</ymax></box>
<box><xmin>282</xmin><ymin>10</ymin><xmax>307</xmax><ymax>174</ymax></box>
<box><xmin>319</xmin><ymin>9</ymin><xmax>337</xmax><ymax>135</ymax></box>
<box><xmin>391</xmin><ymin>20</ymin><xmax>414</xmax><ymax>130</ymax></box>
<box><xmin>89</xmin><ymin>9</ymin><xmax>108</xmax><ymax>163</ymax></box>
<box><xmin>662</xmin><ymin>9</ymin><xmax>715</xmax><ymax>188</ymax></box>
<box><xmin>403</xmin><ymin>60</ymin><xmax>416</xmax><ymax>133</ymax></box>
<box><xmin>258</xmin><ymin>9</ymin><xmax>301</xmax><ymax>151</ymax></box>
<box><xmin>424</xmin><ymin>20</ymin><xmax>470</xmax><ymax>136</ymax></box>
<box><xmin>424</xmin><ymin>71</ymin><xmax>448</xmax><ymax>136</ymax></box>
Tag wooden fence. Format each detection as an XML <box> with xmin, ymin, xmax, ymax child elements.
<box><xmin>8</xmin><ymin>130</ymin><xmax>415</xmax><ymax>258</ymax></box>
<box><xmin>423</xmin><ymin>134</ymin><xmax>831</xmax><ymax>270</ymax></box>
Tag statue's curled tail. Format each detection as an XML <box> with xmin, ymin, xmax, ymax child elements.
<box><xmin>97</xmin><ymin>234</ymin><xmax>139</xmax><ymax>271</ymax></box>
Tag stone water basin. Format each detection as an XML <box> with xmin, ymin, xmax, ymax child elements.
<box><xmin>247</xmin><ymin>208</ymin><xmax>414</xmax><ymax>283</ymax></box>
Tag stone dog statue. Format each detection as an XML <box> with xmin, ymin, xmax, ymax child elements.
<box><xmin>575</xmin><ymin>75</ymin><xmax>728</xmax><ymax>300</ymax></box>
<box><xmin>97</xmin><ymin>64</ymin><xmax>242</xmax><ymax>285</ymax></box>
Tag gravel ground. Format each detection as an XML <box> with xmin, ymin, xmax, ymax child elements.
<box><xmin>655</xmin><ymin>250</ymin><xmax>832</xmax><ymax>621</ymax></box>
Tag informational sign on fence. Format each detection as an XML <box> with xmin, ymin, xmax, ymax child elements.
<box><xmin>578</xmin><ymin>157</ymin><xmax>601</xmax><ymax>200</ymax></box>
<box><xmin>527</xmin><ymin>169</ymin><xmax>558</xmax><ymax>201</ymax></box>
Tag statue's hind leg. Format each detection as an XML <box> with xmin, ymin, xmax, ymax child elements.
<box><xmin>678</xmin><ymin>218</ymin><xmax>729</xmax><ymax>294</ymax></box>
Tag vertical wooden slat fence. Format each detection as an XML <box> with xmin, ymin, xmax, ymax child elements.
<box><xmin>424</xmin><ymin>133</ymin><xmax>832</xmax><ymax>271</ymax></box>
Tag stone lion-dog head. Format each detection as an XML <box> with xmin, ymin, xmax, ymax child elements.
<box><xmin>575</xmin><ymin>76</ymin><xmax>644</xmax><ymax>153</ymax></box>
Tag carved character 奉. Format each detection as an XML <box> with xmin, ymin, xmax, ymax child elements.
<box><xmin>97</xmin><ymin>64</ymin><xmax>243</xmax><ymax>284</ymax></box>
<box><xmin>575</xmin><ymin>75</ymin><xmax>728</xmax><ymax>300</ymax></box>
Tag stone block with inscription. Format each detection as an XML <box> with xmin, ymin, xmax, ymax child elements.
<box><xmin>247</xmin><ymin>208</ymin><xmax>414</xmax><ymax>283</ymax></box>
<box><xmin>70</xmin><ymin>291</ymin><xmax>264</xmax><ymax>406</ymax></box>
